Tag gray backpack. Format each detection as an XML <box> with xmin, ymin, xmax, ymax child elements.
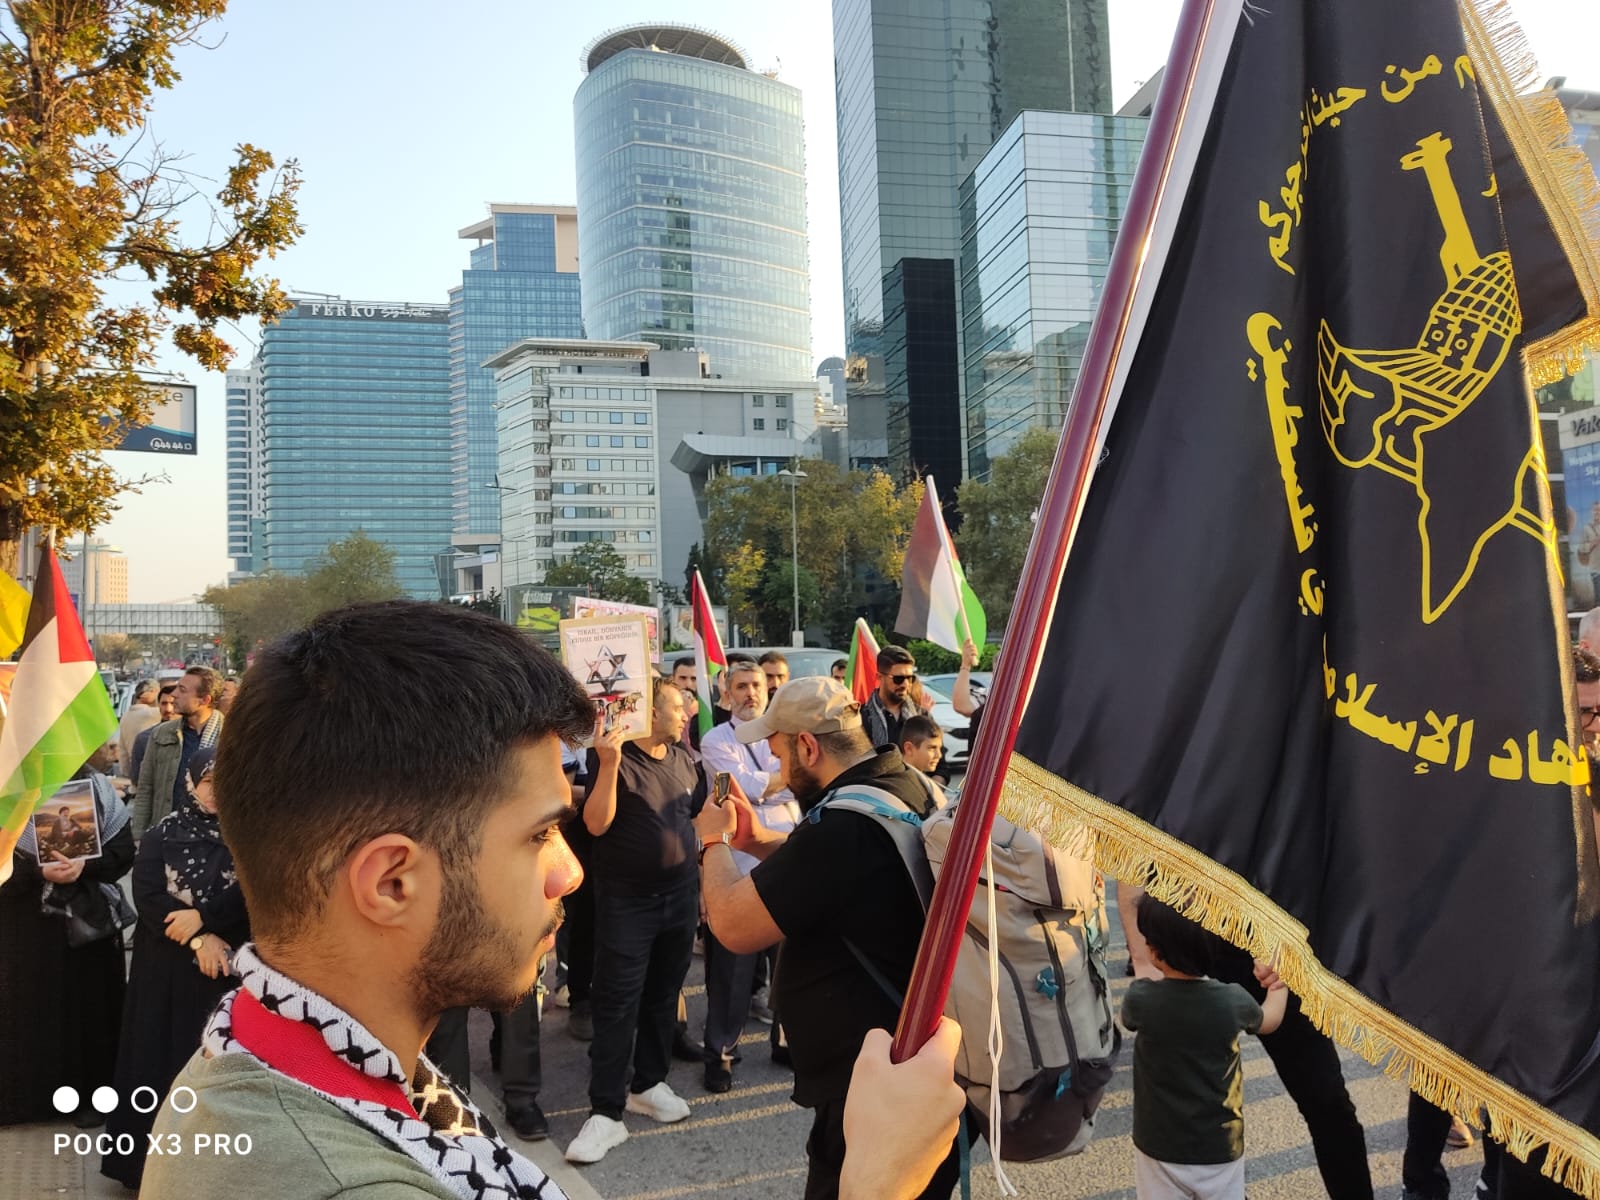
<box><xmin>813</xmin><ymin>782</ymin><xmax>1120</xmax><ymax>1163</ymax></box>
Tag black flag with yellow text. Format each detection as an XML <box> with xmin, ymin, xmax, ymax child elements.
<box><xmin>1001</xmin><ymin>0</ymin><xmax>1600</xmax><ymax>1189</ymax></box>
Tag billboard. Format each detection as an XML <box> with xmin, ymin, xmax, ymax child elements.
<box><xmin>115</xmin><ymin>381</ymin><xmax>197</xmax><ymax>454</ymax></box>
<box><xmin>1558</xmin><ymin>403</ymin><xmax>1600</xmax><ymax>610</ymax></box>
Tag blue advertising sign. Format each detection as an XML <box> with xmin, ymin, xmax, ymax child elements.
<box><xmin>116</xmin><ymin>382</ymin><xmax>197</xmax><ymax>454</ymax></box>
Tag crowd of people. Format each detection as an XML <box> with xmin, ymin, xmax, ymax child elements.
<box><xmin>5</xmin><ymin>601</ymin><xmax>1597</xmax><ymax>1200</ymax></box>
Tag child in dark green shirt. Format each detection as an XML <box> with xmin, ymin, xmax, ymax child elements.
<box><xmin>1120</xmin><ymin>895</ymin><xmax>1287</xmax><ymax>1200</ymax></box>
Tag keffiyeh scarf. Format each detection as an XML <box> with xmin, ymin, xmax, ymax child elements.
<box><xmin>203</xmin><ymin>946</ymin><xmax>563</xmax><ymax>1200</ymax></box>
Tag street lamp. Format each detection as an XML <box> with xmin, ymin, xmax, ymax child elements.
<box><xmin>777</xmin><ymin>466</ymin><xmax>807</xmax><ymax>648</ymax></box>
<box><xmin>486</xmin><ymin>478</ymin><xmax>516</xmax><ymax>623</ymax></box>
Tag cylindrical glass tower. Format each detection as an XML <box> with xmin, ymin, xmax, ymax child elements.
<box><xmin>575</xmin><ymin>25</ymin><xmax>811</xmax><ymax>382</ymax></box>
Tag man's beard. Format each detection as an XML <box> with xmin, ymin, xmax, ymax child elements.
<box><xmin>410</xmin><ymin>861</ymin><xmax>560</xmax><ymax>1015</ymax></box>
<box><xmin>734</xmin><ymin>699</ymin><xmax>764</xmax><ymax>722</ymax></box>
<box><xmin>787</xmin><ymin>757</ymin><xmax>828</xmax><ymax>812</ymax></box>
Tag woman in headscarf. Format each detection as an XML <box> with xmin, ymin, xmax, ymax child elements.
<box><xmin>102</xmin><ymin>745</ymin><xmax>249</xmax><ymax>1189</ymax></box>
<box><xmin>0</xmin><ymin>743</ymin><xmax>135</xmax><ymax>1126</ymax></box>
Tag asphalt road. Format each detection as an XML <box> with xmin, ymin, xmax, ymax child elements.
<box><xmin>462</xmin><ymin>880</ymin><xmax>1494</xmax><ymax>1200</ymax></box>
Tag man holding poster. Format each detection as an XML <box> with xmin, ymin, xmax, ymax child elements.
<box><xmin>567</xmin><ymin>681</ymin><xmax>706</xmax><ymax>1167</ymax></box>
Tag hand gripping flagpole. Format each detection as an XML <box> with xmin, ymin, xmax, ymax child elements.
<box><xmin>890</xmin><ymin>0</ymin><xmax>1238</xmax><ymax>1065</ymax></box>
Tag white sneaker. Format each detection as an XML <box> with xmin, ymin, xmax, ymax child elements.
<box><xmin>565</xmin><ymin>1114</ymin><xmax>628</xmax><ymax>1164</ymax></box>
<box><xmin>625</xmin><ymin>1081</ymin><xmax>691</xmax><ymax>1124</ymax></box>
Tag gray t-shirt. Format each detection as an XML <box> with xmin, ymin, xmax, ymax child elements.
<box><xmin>1121</xmin><ymin>976</ymin><xmax>1264</xmax><ymax>1165</ymax></box>
<box><xmin>141</xmin><ymin>1052</ymin><xmax>461</xmax><ymax>1198</ymax></box>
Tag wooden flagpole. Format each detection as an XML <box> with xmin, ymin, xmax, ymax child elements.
<box><xmin>890</xmin><ymin>0</ymin><xmax>1236</xmax><ymax>1063</ymax></box>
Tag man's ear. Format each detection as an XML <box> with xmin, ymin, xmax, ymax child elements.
<box><xmin>344</xmin><ymin>834</ymin><xmax>431</xmax><ymax>928</ymax></box>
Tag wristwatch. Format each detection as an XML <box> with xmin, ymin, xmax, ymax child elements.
<box><xmin>189</xmin><ymin>934</ymin><xmax>207</xmax><ymax>950</ymax></box>
<box><xmin>697</xmin><ymin>832</ymin><xmax>733</xmax><ymax>864</ymax></box>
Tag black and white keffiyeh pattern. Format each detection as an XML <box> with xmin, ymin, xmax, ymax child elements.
<box><xmin>203</xmin><ymin>945</ymin><xmax>563</xmax><ymax>1200</ymax></box>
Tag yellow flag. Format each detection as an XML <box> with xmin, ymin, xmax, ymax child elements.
<box><xmin>0</xmin><ymin>569</ymin><xmax>29</xmax><ymax>657</ymax></box>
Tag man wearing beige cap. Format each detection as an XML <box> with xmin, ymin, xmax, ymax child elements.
<box><xmin>692</xmin><ymin>676</ymin><xmax>957</xmax><ymax>1200</ymax></box>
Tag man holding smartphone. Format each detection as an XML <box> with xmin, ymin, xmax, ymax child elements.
<box><xmin>697</xmin><ymin>660</ymin><xmax>798</xmax><ymax>1092</ymax></box>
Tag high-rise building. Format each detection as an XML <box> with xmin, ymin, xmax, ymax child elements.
<box><xmin>960</xmin><ymin>109</ymin><xmax>1146</xmax><ymax>479</ymax></box>
<box><xmin>574</xmin><ymin>25</ymin><xmax>811</xmax><ymax>381</ymax></box>
<box><xmin>486</xmin><ymin>339</ymin><xmax>815</xmax><ymax>605</ymax></box>
<box><xmin>257</xmin><ymin>299</ymin><xmax>453</xmax><ymax>599</ymax></box>
<box><xmin>450</xmin><ymin>205</ymin><xmax>585</xmax><ymax>542</ymax></box>
<box><xmin>60</xmin><ymin>539</ymin><xmax>128</xmax><ymax>606</ymax></box>
<box><xmin>225</xmin><ymin>361</ymin><xmax>263</xmax><ymax>579</ymax></box>
<box><xmin>834</xmin><ymin>0</ymin><xmax>1111</xmax><ymax>485</ymax></box>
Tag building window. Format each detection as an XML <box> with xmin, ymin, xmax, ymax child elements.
<box><xmin>586</xmin><ymin>435</ymin><xmax>600</xmax><ymax>447</ymax></box>
<box><xmin>753</xmin><ymin>418</ymin><xmax>765</xmax><ymax>431</ymax></box>
<box><xmin>609</xmin><ymin>412</ymin><xmax>623</xmax><ymax>424</ymax></box>
<box><xmin>586</xmin><ymin>459</ymin><xmax>600</xmax><ymax>471</ymax></box>
<box><xmin>583</xmin><ymin>411</ymin><xmax>600</xmax><ymax>424</ymax></box>
<box><xmin>610</xmin><ymin>435</ymin><xmax>624</xmax><ymax>447</ymax></box>
<box><xmin>776</xmin><ymin>419</ymin><xmax>788</xmax><ymax>431</ymax></box>
<box><xmin>752</xmin><ymin>394</ymin><xmax>765</xmax><ymax>407</ymax></box>
<box><xmin>634</xmin><ymin>436</ymin><xmax>651</xmax><ymax>448</ymax></box>
<box><xmin>633</xmin><ymin>413</ymin><xmax>648</xmax><ymax>425</ymax></box>
<box><xmin>776</xmin><ymin>395</ymin><xmax>789</xmax><ymax>409</ymax></box>
<box><xmin>558</xmin><ymin>410</ymin><xmax>573</xmax><ymax>423</ymax></box>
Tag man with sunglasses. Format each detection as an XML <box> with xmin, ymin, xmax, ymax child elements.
<box><xmin>861</xmin><ymin>645</ymin><xmax>928</xmax><ymax>751</ymax></box>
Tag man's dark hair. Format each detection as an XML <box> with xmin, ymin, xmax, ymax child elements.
<box><xmin>184</xmin><ymin>665</ymin><xmax>222</xmax><ymax>702</ymax></box>
<box><xmin>831</xmin><ymin>658</ymin><xmax>847</xmax><ymax>673</ymax></box>
<box><xmin>814</xmin><ymin>726</ymin><xmax>872</xmax><ymax>761</ymax></box>
<box><xmin>758</xmin><ymin>651</ymin><xmax>788</xmax><ymax>668</ymax></box>
<box><xmin>900</xmin><ymin>715</ymin><xmax>941</xmax><ymax>746</ymax></box>
<box><xmin>1135</xmin><ymin>894</ymin><xmax>1215</xmax><ymax>977</ymax></box>
<box><xmin>672</xmin><ymin>656</ymin><xmax>695</xmax><ymax>674</ymax></box>
<box><xmin>726</xmin><ymin>651</ymin><xmax>757</xmax><ymax>666</ymax></box>
<box><xmin>877</xmin><ymin>644</ymin><xmax>914</xmax><ymax>672</ymax></box>
<box><xmin>1576</xmin><ymin>646</ymin><xmax>1600</xmax><ymax>684</ymax></box>
<box><xmin>158</xmin><ymin>682</ymin><xmax>178</xmax><ymax>697</ymax></box>
<box><xmin>216</xmin><ymin>601</ymin><xmax>594</xmax><ymax>941</ymax></box>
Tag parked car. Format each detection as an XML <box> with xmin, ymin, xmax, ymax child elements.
<box><xmin>731</xmin><ymin>646</ymin><xmax>847</xmax><ymax>679</ymax></box>
<box><xmin>920</xmin><ymin>671</ymin><xmax>991</xmax><ymax>712</ymax></box>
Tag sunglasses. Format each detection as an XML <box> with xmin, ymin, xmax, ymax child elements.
<box><xmin>887</xmin><ymin>672</ymin><xmax>918</xmax><ymax>684</ymax></box>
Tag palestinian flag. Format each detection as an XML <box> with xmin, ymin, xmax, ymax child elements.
<box><xmin>895</xmin><ymin>476</ymin><xmax>987</xmax><ymax>654</ymax></box>
<box><xmin>845</xmin><ymin>618</ymin><xmax>880</xmax><ymax>707</ymax></box>
<box><xmin>0</xmin><ymin>541</ymin><xmax>116</xmax><ymax>884</ymax></box>
<box><xmin>689</xmin><ymin>570</ymin><xmax>726</xmax><ymax>740</ymax></box>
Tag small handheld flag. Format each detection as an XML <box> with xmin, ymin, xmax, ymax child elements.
<box><xmin>895</xmin><ymin>477</ymin><xmax>987</xmax><ymax>654</ymax></box>
<box><xmin>0</xmin><ymin>541</ymin><xmax>117</xmax><ymax>885</ymax></box>
<box><xmin>689</xmin><ymin>570</ymin><xmax>727</xmax><ymax>740</ymax></box>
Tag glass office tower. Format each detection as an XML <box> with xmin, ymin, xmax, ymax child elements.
<box><xmin>257</xmin><ymin>299</ymin><xmax>453</xmax><ymax>599</ymax></box>
<box><xmin>574</xmin><ymin>25</ymin><xmax>811</xmax><ymax>382</ymax></box>
<box><xmin>449</xmin><ymin>205</ymin><xmax>584</xmax><ymax>539</ymax></box>
<box><xmin>834</xmin><ymin>0</ymin><xmax>1111</xmax><ymax>484</ymax></box>
<box><xmin>960</xmin><ymin>109</ymin><xmax>1146</xmax><ymax>480</ymax></box>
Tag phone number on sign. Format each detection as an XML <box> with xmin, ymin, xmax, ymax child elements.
<box><xmin>56</xmin><ymin>1132</ymin><xmax>253</xmax><ymax>1158</ymax></box>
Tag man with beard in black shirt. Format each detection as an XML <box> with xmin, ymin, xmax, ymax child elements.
<box><xmin>692</xmin><ymin>676</ymin><xmax>957</xmax><ymax>1200</ymax></box>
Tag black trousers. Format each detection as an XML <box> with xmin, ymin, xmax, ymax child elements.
<box><xmin>426</xmin><ymin>1007</ymin><xmax>472</xmax><ymax>1095</ymax></box>
<box><xmin>1403</xmin><ymin>1093</ymin><xmax>1454</xmax><ymax>1199</ymax></box>
<box><xmin>562</xmin><ymin>840</ymin><xmax>597</xmax><ymax>1006</ymax></box>
<box><xmin>1212</xmin><ymin>946</ymin><xmax>1374</xmax><ymax>1200</ymax></box>
<box><xmin>703</xmin><ymin>926</ymin><xmax>760</xmax><ymax>1060</ymax></box>
<box><xmin>802</xmin><ymin>1094</ymin><xmax>960</xmax><ymax>1200</ymax></box>
<box><xmin>500</xmin><ymin>995</ymin><xmax>542</xmax><ymax>1109</ymax></box>
<box><xmin>588</xmin><ymin>881</ymin><xmax>698</xmax><ymax>1118</ymax></box>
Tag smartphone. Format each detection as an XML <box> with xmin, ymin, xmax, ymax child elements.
<box><xmin>713</xmin><ymin>771</ymin><xmax>731</xmax><ymax>805</ymax></box>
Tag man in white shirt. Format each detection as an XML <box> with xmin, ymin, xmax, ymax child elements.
<box><xmin>697</xmin><ymin>661</ymin><xmax>799</xmax><ymax>1092</ymax></box>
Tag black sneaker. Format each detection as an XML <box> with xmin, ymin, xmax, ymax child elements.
<box><xmin>771</xmin><ymin>1043</ymin><xmax>792</xmax><ymax>1068</ymax></box>
<box><xmin>505</xmin><ymin>1102</ymin><xmax>549</xmax><ymax>1142</ymax></box>
<box><xmin>704</xmin><ymin>1057</ymin><xmax>733</xmax><ymax>1094</ymax></box>
<box><xmin>672</xmin><ymin>1030</ymin><xmax>706</xmax><ymax>1063</ymax></box>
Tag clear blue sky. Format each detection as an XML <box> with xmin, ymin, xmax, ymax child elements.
<box><xmin>95</xmin><ymin>0</ymin><xmax>1596</xmax><ymax>600</ymax></box>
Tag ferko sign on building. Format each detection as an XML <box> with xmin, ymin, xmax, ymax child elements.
<box><xmin>115</xmin><ymin>381</ymin><xmax>197</xmax><ymax>455</ymax></box>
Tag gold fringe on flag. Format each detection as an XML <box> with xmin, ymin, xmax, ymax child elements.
<box><xmin>1458</xmin><ymin>0</ymin><xmax>1600</xmax><ymax>387</ymax></box>
<box><xmin>999</xmin><ymin>753</ymin><xmax>1600</xmax><ymax>1198</ymax></box>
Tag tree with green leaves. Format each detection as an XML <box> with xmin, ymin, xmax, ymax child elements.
<box><xmin>542</xmin><ymin>541</ymin><xmax>650</xmax><ymax>605</ymax></box>
<box><xmin>955</xmin><ymin>428</ymin><xmax>1061</xmax><ymax>635</ymax></box>
<box><xmin>0</xmin><ymin>0</ymin><xmax>303</xmax><ymax>574</ymax></box>
<box><xmin>202</xmin><ymin>531</ymin><xmax>402</xmax><ymax>661</ymax></box>
<box><xmin>700</xmin><ymin>461</ymin><xmax>923</xmax><ymax>644</ymax></box>
<box><xmin>304</xmin><ymin>529</ymin><xmax>401</xmax><ymax>611</ymax></box>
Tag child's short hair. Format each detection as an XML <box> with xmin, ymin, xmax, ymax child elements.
<box><xmin>900</xmin><ymin>714</ymin><xmax>942</xmax><ymax>746</ymax></box>
<box><xmin>1135</xmin><ymin>894</ymin><xmax>1215</xmax><ymax>977</ymax></box>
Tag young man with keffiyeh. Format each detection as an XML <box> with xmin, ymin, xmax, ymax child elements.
<box><xmin>137</xmin><ymin>601</ymin><xmax>966</xmax><ymax>1200</ymax></box>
